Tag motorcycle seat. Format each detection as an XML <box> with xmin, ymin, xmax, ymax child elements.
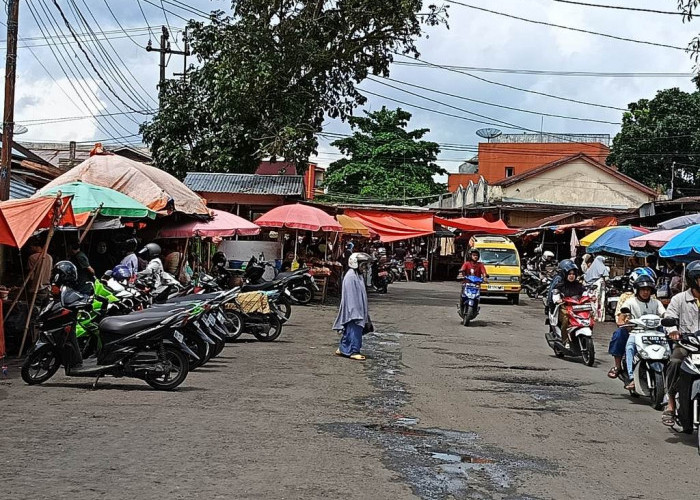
<box><xmin>99</xmin><ymin>308</ymin><xmax>185</xmax><ymax>336</ymax></box>
<box><xmin>166</xmin><ymin>292</ymin><xmax>220</xmax><ymax>303</ymax></box>
<box><xmin>241</xmin><ymin>282</ymin><xmax>276</xmax><ymax>292</ymax></box>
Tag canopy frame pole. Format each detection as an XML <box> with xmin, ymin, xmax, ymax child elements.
<box><xmin>177</xmin><ymin>237</ymin><xmax>190</xmax><ymax>280</ymax></box>
<box><xmin>294</xmin><ymin>229</ymin><xmax>298</xmax><ymax>262</ymax></box>
<box><xmin>17</xmin><ymin>195</ymin><xmax>69</xmax><ymax>357</ymax></box>
<box><xmin>78</xmin><ymin>203</ymin><xmax>103</xmax><ymax>244</ymax></box>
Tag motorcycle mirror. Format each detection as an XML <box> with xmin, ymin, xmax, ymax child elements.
<box><xmin>619</xmin><ymin>307</ymin><xmax>631</xmax><ymax>314</ymax></box>
<box><xmin>661</xmin><ymin>317</ymin><xmax>678</xmax><ymax>327</ymax></box>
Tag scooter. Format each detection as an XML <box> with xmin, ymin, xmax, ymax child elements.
<box><xmin>458</xmin><ymin>275</ymin><xmax>483</xmax><ymax>326</ymax></box>
<box><xmin>544</xmin><ymin>288</ymin><xmax>596</xmax><ymax>366</ymax></box>
<box><xmin>660</xmin><ymin>317</ymin><xmax>700</xmax><ymax>452</ymax></box>
<box><xmin>617</xmin><ymin>310</ymin><xmax>670</xmax><ymax>410</ymax></box>
<box><xmin>414</xmin><ymin>258</ymin><xmax>427</xmax><ymax>283</ymax></box>
<box><xmin>371</xmin><ymin>260</ymin><xmax>389</xmax><ymax>294</ymax></box>
<box><xmin>21</xmin><ymin>286</ymin><xmax>195</xmax><ymax>390</ymax></box>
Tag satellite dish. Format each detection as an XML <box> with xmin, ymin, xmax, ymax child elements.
<box><xmin>476</xmin><ymin>128</ymin><xmax>502</xmax><ymax>142</ymax></box>
<box><xmin>13</xmin><ymin>124</ymin><xmax>28</xmax><ymax>135</ymax></box>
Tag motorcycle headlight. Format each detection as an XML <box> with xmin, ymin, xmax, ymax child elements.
<box><xmin>638</xmin><ymin>350</ymin><xmax>649</xmax><ymax>360</ymax></box>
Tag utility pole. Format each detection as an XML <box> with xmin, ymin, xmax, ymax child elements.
<box><xmin>0</xmin><ymin>0</ymin><xmax>19</xmax><ymax>201</ymax></box>
<box><xmin>146</xmin><ymin>26</ymin><xmax>190</xmax><ymax>101</ymax></box>
<box><xmin>670</xmin><ymin>161</ymin><xmax>676</xmax><ymax>200</ymax></box>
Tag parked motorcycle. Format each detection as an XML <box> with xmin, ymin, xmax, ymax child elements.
<box><xmin>458</xmin><ymin>275</ymin><xmax>483</xmax><ymax>326</ymax></box>
<box><xmin>243</xmin><ymin>257</ymin><xmax>318</xmax><ymax>306</ymax></box>
<box><xmin>544</xmin><ymin>287</ymin><xmax>596</xmax><ymax>366</ymax></box>
<box><xmin>371</xmin><ymin>260</ymin><xmax>389</xmax><ymax>294</ymax></box>
<box><xmin>618</xmin><ymin>310</ymin><xmax>670</xmax><ymax>409</ymax></box>
<box><xmin>21</xmin><ymin>286</ymin><xmax>194</xmax><ymax>390</ymax></box>
<box><xmin>414</xmin><ymin>257</ymin><xmax>427</xmax><ymax>283</ymax></box>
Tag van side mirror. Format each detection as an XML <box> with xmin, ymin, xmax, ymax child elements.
<box><xmin>661</xmin><ymin>317</ymin><xmax>678</xmax><ymax>328</ymax></box>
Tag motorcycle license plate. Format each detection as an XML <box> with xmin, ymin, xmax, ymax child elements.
<box><xmin>207</xmin><ymin>314</ymin><xmax>216</xmax><ymax>326</ymax></box>
<box><xmin>217</xmin><ymin>311</ymin><xmax>225</xmax><ymax>324</ymax></box>
<box><xmin>487</xmin><ymin>285</ymin><xmax>504</xmax><ymax>291</ymax></box>
<box><xmin>378</xmin><ymin>271</ymin><xmax>388</xmax><ymax>277</ymax></box>
<box><xmin>691</xmin><ymin>354</ymin><xmax>700</xmax><ymax>365</ymax></box>
<box><xmin>173</xmin><ymin>331</ymin><xmax>184</xmax><ymax>343</ymax></box>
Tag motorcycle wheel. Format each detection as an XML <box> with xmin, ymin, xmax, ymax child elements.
<box><xmin>462</xmin><ymin>307</ymin><xmax>473</xmax><ymax>327</ymax></box>
<box><xmin>277</xmin><ymin>296</ymin><xmax>292</xmax><ymax>322</ymax></box>
<box><xmin>223</xmin><ymin>310</ymin><xmax>245</xmax><ymax>341</ymax></box>
<box><xmin>253</xmin><ymin>315</ymin><xmax>283</xmax><ymax>342</ymax></box>
<box><xmin>292</xmin><ymin>287</ymin><xmax>313</xmax><ymax>305</ymax></box>
<box><xmin>211</xmin><ymin>334</ymin><xmax>226</xmax><ymax>357</ymax></box>
<box><xmin>185</xmin><ymin>334</ymin><xmax>208</xmax><ymax>370</ymax></box>
<box><xmin>526</xmin><ymin>288</ymin><xmax>537</xmax><ymax>299</ymax></box>
<box><xmin>649</xmin><ymin>371</ymin><xmax>665</xmax><ymax>411</ymax></box>
<box><xmin>553</xmin><ymin>346</ymin><xmax>565</xmax><ymax>358</ymax></box>
<box><xmin>579</xmin><ymin>337</ymin><xmax>595</xmax><ymax>367</ymax></box>
<box><xmin>144</xmin><ymin>344</ymin><xmax>189</xmax><ymax>391</ymax></box>
<box><xmin>21</xmin><ymin>345</ymin><xmax>60</xmax><ymax>385</ymax></box>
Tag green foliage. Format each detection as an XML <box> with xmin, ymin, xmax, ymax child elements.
<box><xmin>323</xmin><ymin>107</ymin><xmax>447</xmax><ymax>205</ymax></box>
<box><xmin>141</xmin><ymin>1</ymin><xmax>448</xmax><ymax>179</ymax></box>
<box><xmin>607</xmin><ymin>86</ymin><xmax>700</xmax><ymax>196</ymax></box>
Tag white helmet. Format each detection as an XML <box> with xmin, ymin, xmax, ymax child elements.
<box><xmin>543</xmin><ymin>250</ymin><xmax>555</xmax><ymax>261</ymax></box>
<box><xmin>348</xmin><ymin>252</ymin><xmax>371</xmax><ymax>269</ymax></box>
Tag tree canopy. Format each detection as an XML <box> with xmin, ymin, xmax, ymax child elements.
<box><xmin>140</xmin><ymin>1</ymin><xmax>447</xmax><ymax>179</ymax></box>
<box><xmin>607</xmin><ymin>86</ymin><xmax>700</xmax><ymax>196</ymax></box>
<box><xmin>323</xmin><ymin>107</ymin><xmax>447</xmax><ymax>204</ymax></box>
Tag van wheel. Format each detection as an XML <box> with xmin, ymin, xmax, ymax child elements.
<box><xmin>509</xmin><ymin>293</ymin><xmax>520</xmax><ymax>305</ymax></box>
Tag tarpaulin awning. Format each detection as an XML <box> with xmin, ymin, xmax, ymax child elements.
<box><xmin>344</xmin><ymin>210</ymin><xmax>434</xmax><ymax>243</ymax></box>
<box><xmin>159</xmin><ymin>209</ymin><xmax>260</xmax><ymax>238</ymax></box>
<box><xmin>336</xmin><ymin>214</ymin><xmax>372</xmax><ymax>237</ymax></box>
<box><xmin>40</xmin><ymin>181</ymin><xmax>156</xmax><ymax>219</ymax></box>
<box><xmin>586</xmin><ymin>226</ymin><xmax>650</xmax><ymax>257</ymax></box>
<box><xmin>657</xmin><ymin>213</ymin><xmax>700</xmax><ymax>230</ymax></box>
<box><xmin>435</xmin><ymin>216</ymin><xmax>516</xmax><ymax>235</ymax></box>
<box><xmin>38</xmin><ymin>154</ymin><xmax>209</xmax><ymax>215</ymax></box>
<box><xmin>629</xmin><ymin>229</ymin><xmax>684</xmax><ymax>251</ymax></box>
<box><xmin>255</xmin><ymin>203</ymin><xmax>342</xmax><ymax>232</ymax></box>
<box><xmin>553</xmin><ymin>216</ymin><xmax>618</xmax><ymax>233</ymax></box>
<box><xmin>0</xmin><ymin>196</ymin><xmax>75</xmax><ymax>247</ymax></box>
<box><xmin>659</xmin><ymin>225</ymin><xmax>700</xmax><ymax>261</ymax></box>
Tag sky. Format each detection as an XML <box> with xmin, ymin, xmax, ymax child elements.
<box><xmin>4</xmin><ymin>0</ymin><xmax>700</xmax><ymax>176</ymax></box>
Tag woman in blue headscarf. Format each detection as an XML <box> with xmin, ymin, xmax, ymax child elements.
<box><xmin>334</xmin><ymin>252</ymin><xmax>372</xmax><ymax>361</ymax></box>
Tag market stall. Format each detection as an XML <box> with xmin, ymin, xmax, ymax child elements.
<box><xmin>659</xmin><ymin>225</ymin><xmax>700</xmax><ymax>261</ymax></box>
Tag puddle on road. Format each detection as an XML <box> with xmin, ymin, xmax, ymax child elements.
<box><xmin>320</xmin><ymin>335</ymin><xmax>556</xmax><ymax>499</ymax></box>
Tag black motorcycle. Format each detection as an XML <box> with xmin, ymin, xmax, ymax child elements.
<box><xmin>244</xmin><ymin>257</ymin><xmax>318</xmax><ymax>305</ymax></box>
<box><xmin>21</xmin><ymin>286</ymin><xmax>194</xmax><ymax>390</ymax></box>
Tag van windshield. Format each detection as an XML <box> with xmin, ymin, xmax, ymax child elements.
<box><xmin>479</xmin><ymin>248</ymin><xmax>518</xmax><ymax>266</ymax></box>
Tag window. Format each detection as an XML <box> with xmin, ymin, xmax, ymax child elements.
<box><xmin>505</xmin><ymin>166</ymin><xmax>515</xmax><ymax>178</ymax></box>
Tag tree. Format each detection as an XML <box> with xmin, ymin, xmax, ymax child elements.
<box><xmin>140</xmin><ymin>1</ymin><xmax>447</xmax><ymax>179</ymax></box>
<box><xmin>607</xmin><ymin>86</ymin><xmax>700</xmax><ymax>197</ymax></box>
<box><xmin>679</xmin><ymin>1</ymin><xmax>700</xmax><ymax>65</ymax></box>
<box><xmin>323</xmin><ymin>107</ymin><xmax>446</xmax><ymax>204</ymax></box>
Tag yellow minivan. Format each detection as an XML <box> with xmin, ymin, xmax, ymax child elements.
<box><xmin>469</xmin><ymin>235</ymin><xmax>522</xmax><ymax>304</ymax></box>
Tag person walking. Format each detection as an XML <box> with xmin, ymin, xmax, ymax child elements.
<box><xmin>334</xmin><ymin>252</ymin><xmax>372</xmax><ymax>361</ymax></box>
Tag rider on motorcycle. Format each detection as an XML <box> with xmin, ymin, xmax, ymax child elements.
<box><xmin>458</xmin><ymin>249</ymin><xmax>489</xmax><ymax>279</ymax></box>
<box><xmin>662</xmin><ymin>260</ymin><xmax>700</xmax><ymax>426</ymax></box>
<box><xmin>617</xmin><ymin>274</ymin><xmax>665</xmax><ymax>391</ymax></box>
<box><xmin>607</xmin><ymin>268</ymin><xmax>661</xmax><ymax>381</ymax></box>
<box><xmin>136</xmin><ymin>243</ymin><xmax>164</xmax><ymax>288</ymax></box>
<box><xmin>551</xmin><ymin>260</ymin><xmax>584</xmax><ymax>349</ymax></box>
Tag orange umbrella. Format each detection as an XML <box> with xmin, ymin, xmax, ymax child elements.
<box><xmin>0</xmin><ymin>196</ymin><xmax>75</xmax><ymax>247</ymax></box>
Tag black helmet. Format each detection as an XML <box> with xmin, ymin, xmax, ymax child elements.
<box><xmin>137</xmin><ymin>242</ymin><xmax>161</xmax><ymax>260</ymax></box>
<box><xmin>557</xmin><ymin>259</ymin><xmax>578</xmax><ymax>278</ymax></box>
<box><xmin>686</xmin><ymin>260</ymin><xmax>700</xmax><ymax>291</ymax></box>
<box><xmin>51</xmin><ymin>260</ymin><xmax>78</xmax><ymax>287</ymax></box>
<box><xmin>633</xmin><ymin>274</ymin><xmax>656</xmax><ymax>294</ymax></box>
<box><xmin>469</xmin><ymin>249</ymin><xmax>480</xmax><ymax>259</ymax></box>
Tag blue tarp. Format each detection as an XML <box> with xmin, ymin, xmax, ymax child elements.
<box><xmin>588</xmin><ymin>227</ymin><xmax>650</xmax><ymax>257</ymax></box>
<box><xmin>659</xmin><ymin>225</ymin><xmax>700</xmax><ymax>261</ymax></box>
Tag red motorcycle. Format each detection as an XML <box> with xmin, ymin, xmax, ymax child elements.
<box><xmin>545</xmin><ymin>291</ymin><xmax>596</xmax><ymax>366</ymax></box>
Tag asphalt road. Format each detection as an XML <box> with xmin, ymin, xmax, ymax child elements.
<box><xmin>1</xmin><ymin>281</ymin><xmax>696</xmax><ymax>499</ymax></box>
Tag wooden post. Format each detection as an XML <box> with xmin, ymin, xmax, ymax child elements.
<box><xmin>17</xmin><ymin>196</ymin><xmax>68</xmax><ymax>357</ymax></box>
<box><xmin>78</xmin><ymin>203</ymin><xmax>103</xmax><ymax>244</ymax></box>
<box><xmin>175</xmin><ymin>237</ymin><xmax>190</xmax><ymax>281</ymax></box>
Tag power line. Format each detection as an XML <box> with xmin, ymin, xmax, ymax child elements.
<box><xmin>391</xmin><ymin>60</ymin><xmax>693</xmax><ymax>78</ymax></box>
<box><xmin>136</xmin><ymin>0</ymin><xmax>157</xmax><ymax>39</ymax></box>
<box><xmin>369</xmin><ymin>76</ymin><xmax>621</xmax><ymax>125</ymax></box>
<box><xmin>448</xmin><ymin>1</ymin><xmax>688</xmax><ymax>51</ymax></box>
<box><xmin>400</xmin><ymin>54</ymin><xmax>627</xmax><ymax>111</ymax></box>
<box><xmin>102</xmin><ymin>2</ymin><xmax>152</xmax><ymax>48</ymax></box>
<box><xmin>553</xmin><ymin>1</ymin><xmax>682</xmax><ymax>15</ymax></box>
<box><xmin>19</xmin><ymin>110</ymin><xmax>155</xmax><ymax>125</ymax></box>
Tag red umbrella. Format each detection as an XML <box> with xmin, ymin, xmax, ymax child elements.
<box><xmin>159</xmin><ymin>209</ymin><xmax>260</xmax><ymax>238</ymax></box>
<box><xmin>255</xmin><ymin>203</ymin><xmax>342</xmax><ymax>232</ymax></box>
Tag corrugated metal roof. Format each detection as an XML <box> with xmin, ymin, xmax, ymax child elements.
<box><xmin>184</xmin><ymin>172</ymin><xmax>305</xmax><ymax>197</ymax></box>
<box><xmin>10</xmin><ymin>176</ymin><xmax>37</xmax><ymax>199</ymax></box>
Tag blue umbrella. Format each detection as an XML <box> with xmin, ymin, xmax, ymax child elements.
<box><xmin>587</xmin><ymin>226</ymin><xmax>650</xmax><ymax>257</ymax></box>
<box><xmin>659</xmin><ymin>225</ymin><xmax>700</xmax><ymax>261</ymax></box>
